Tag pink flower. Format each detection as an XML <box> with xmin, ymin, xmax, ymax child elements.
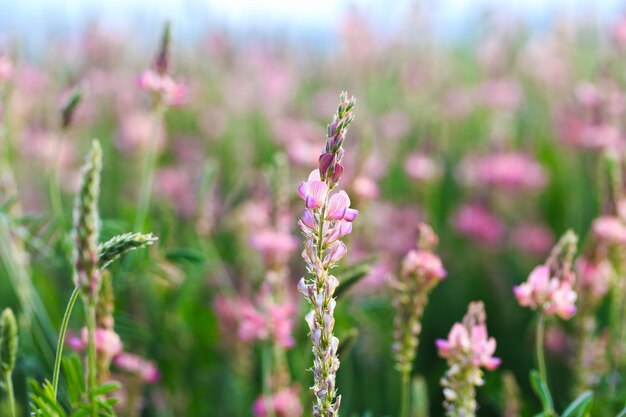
<box><xmin>326</xmin><ymin>191</ymin><xmax>358</xmax><ymax>221</ymax></box>
<box><xmin>351</xmin><ymin>176</ymin><xmax>379</xmax><ymax>200</ymax></box>
<box><xmin>79</xmin><ymin>327</ymin><xmax>123</xmax><ymax>357</ymax></box>
<box><xmin>250</xmin><ymin>229</ymin><xmax>298</xmax><ymax>266</ymax></box>
<box><xmin>592</xmin><ymin>216</ymin><xmax>626</xmax><ymax>245</ymax></box>
<box><xmin>510</xmin><ymin>223</ymin><xmax>554</xmax><ymax>256</ymax></box>
<box><xmin>238</xmin><ymin>303</ymin><xmax>269</xmax><ymax>343</ymax></box>
<box><xmin>404</xmin><ymin>152</ymin><xmax>443</xmax><ymax>182</ymax></box>
<box><xmin>114</xmin><ymin>352</ymin><xmax>160</xmax><ymax>383</ymax></box>
<box><xmin>324</xmin><ymin>241</ymin><xmax>348</xmax><ymax>266</ymax></box>
<box><xmin>137</xmin><ymin>69</ymin><xmax>187</xmax><ymax>107</ymax></box>
<box><xmin>453</xmin><ymin>204</ymin><xmax>504</xmax><ymax>245</ymax></box>
<box><xmin>0</xmin><ymin>54</ymin><xmax>13</xmax><ymax>84</ymax></box>
<box><xmin>253</xmin><ymin>386</ymin><xmax>303</xmax><ymax>417</ymax></box>
<box><xmin>297</xmin><ymin>171</ymin><xmax>328</xmax><ymax>209</ymax></box>
<box><xmin>402</xmin><ymin>250</ymin><xmax>447</xmax><ymax>283</ymax></box>
<box><xmin>268</xmin><ymin>302</ymin><xmax>297</xmax><ymax>349</ymax></box>
<box><xmin>436</xmin><ymin>324</ymin><xmax>500</xmax><ymax>371</ymax></box>
<box><xmin>480</xmin><ymin>78</ymin><xmax>523</xmax><ymax>111</ymax></box>
<box><xmin>457</xmin><ymin>152</ymin><xmax>547</xmax><ymax>192</ymax></box>
<box><xmin>513</xmin><ymin>265</ymin><xmax>577</xmax><ymax>320</ymax></box>
<box><xmin>576</xmin><ymin>257</ymin><xmax>612</xmax><ymax>298</ymax></box>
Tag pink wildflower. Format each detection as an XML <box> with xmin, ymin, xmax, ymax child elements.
<box><xmin>453</xmin><ymin>204</ymin><xmax>504</xmax><ymax>245</ymax></box>
<box><xmin>510</xmin><ymin>223</ymin><xmax>554</xmax><ymax>256</ymax></box>
<box><xmin>513</xmin><ymin>265</ymin><xmax>577</xmax><ymax>319</ymax></box>
<box><xmin>592</xmin><ymin>216</ymin><xmax>626</xmax><ymax>245</ymax></box>
<box><xmin>137</xmin><ymin>69</ymin><xmax>187</xmax><ymax>107</ymax></box>
<box><xmin>114</xmin><ymin>352</ymin><xmax>160</xmax><ymax>383</ymax></box>
<box><xmin>576</xmin><ymin>257</ymin><xmax>612</xmax><ymax>299</ymax></box>
<box><xmin>253</xmin><ymin>386</ymin><xmax>303</xmax><ymax>417</ymax></box>
<box><xmin>436</xmin><ymin>302</ymin><xmax>499</xmax><ymax>416</ymax></box>
<box><xmin>249</xmin><ymin>229</ymin><xmax>298</xmax><ymax>266</ymax></box>
<box><xmin>457</xmin><ymin>152</ymin><xmax>547</xmax><ymax>192</ymax></box>
<box><xmin>79</xmin><ymin>327</ymin><xmax>123</xmax><ymax>357</ymax></box>
<box><xmin>404</xmin><ymin>152</ymin><xmax>443</xmax><ymax>182</ymax></box>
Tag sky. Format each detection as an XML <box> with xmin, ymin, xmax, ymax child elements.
<box><xmin>0</xmin><ymin>0</ymin><xmax>623</xmax><ymax>49</ymax></box>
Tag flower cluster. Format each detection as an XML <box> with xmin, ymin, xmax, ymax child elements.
<box><xmin>436</xmin><ymin>302</ymin><xmax>500</xmax><ymax>417</ymax></box>
<box><xmin>513</xmin><ymin>231</ymin><xmax>579</xmax><ymax>320</ymax></box>
<box><xmin>138</xmin><ymin>22</ymin><xmax>186</xmax><ymax>107</ymax></box>
<box><xmin>391</xmin><ymin>223</ymin><xmax>446</xmax><ymax>374</ymax></box>
<box><xmin>297</xmin><ymin>92</ymin><xmax>356</xmax><ymax>417</ymax></box>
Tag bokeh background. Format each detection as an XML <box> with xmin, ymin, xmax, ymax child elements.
<box><xmin>1</xmin><ymin>1</ymin><xmax>626</xmax><ymax>416</ymax></box>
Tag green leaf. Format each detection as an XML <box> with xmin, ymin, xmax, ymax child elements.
<box><xmin>530</xmin><ymin>370</ymin><xmax>554</xmax><ymax>412</ymax></box>
<box><xmin>90</xmin><ymin>381</ymin><xmax>121</xmax><ymax>397</ymax></box>
<box><xmin>616</xmin><ymin>406</ymin><xmax>626</xmax><ymax>417</ymax></box>
<box><xmin>560</xmin><ymin>390</ymin><xmax>592</xmax><ymax>417</ymax></box>
<box><xmin>334</xmin><ymin>262</ymin><xmax>372</xmax><ymax>299</ymax></box>
<box><xmin>165</xmin><ymin>248</ymin><xmax>206</xmax><ymax>264</ymax></box>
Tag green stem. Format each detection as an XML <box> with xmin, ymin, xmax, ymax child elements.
<box><xmin>400</xmin><ymin>370</ymin><xmax>411</xmax><ymax>417</ymax></box>
<box><xmin>85</xmin><ymin>301</ymin><xmax>98</xmax><ymax>417</ymax></box>
<box><xmin>5</xmin><ymin>372</ymin><xmax>16</xmax><ymax>417</ymax></box>
<box><xmin>134</xmin><ymin>105</ymin><xmax>165</xmax><ymax>232</ymax></box>
<box><xmin>52</xmin><ymin>286</ymin><xmax>80</xmax><ymax>399</ymax></box>
<box><xmin>536</xmin><ymin>314</ymin><xmax>548</xmax><ymax>386</ymax></box>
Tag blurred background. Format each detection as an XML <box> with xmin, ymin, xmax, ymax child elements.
<box><xmin>1</xmin><ymin>1</ymin><xmax>626</xmax><ymax>416</ymax></box>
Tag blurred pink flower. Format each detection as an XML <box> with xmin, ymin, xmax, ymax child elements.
<box><xmin>249</xmin><ymin>229</ymin><xmax>298</xmax><ymax>266</ymax></box>
<box><xmin>253</xmin><ymin>386</ymin><xmax>303</xmax><ymax>417</ymax></box>
<box><xmin>510</xmin><ymin>223</ymin><xmax>554</xmax><ymax>256</ymax></box>
<box><xmin>480</xmin><ymin>78</ymin><xmax>522</xmax><ymax>111</ymax></box>
<box><xmin>544</xmin><ymin>326</ymin><xmax>569</xmax><ymax>354</ymax></box>
<box><xmin>592</xmin><ymin>216</ymin><xmax>626</xmax><ymax>245</ymax></box>
<box><xmin>613</xmin><ymin>15</ymin><xmax>626</xmax><ymax>48</ymax></box>
<box><xmin>78</xmin><ymin>327</ymin><xmax>124</xmax><ymax>357</ymax></box>
<box><xmin>513</xmin><ymin>265</ymin><xmax>577</xmax><ymax>320</ymax></box>
<box><xmin>351</xmin><ymin>176</ymin><xmax>379</xmax><ymax>200</ymax></box>
<box><xmin>238</xmin><ymin>302</ymin><xmax>268</xmax><ymax>343</ymax></box>
<box><xmin>402</xmin><ymin>250</ymin><xmax>447</xmax><ymax>283</ymax></box>
<box><xmin>576</xmin><ymin>257</ymin><xmax>612</xmax><ymax>299</ymax></box>
<box><xmin>137</xmin><ymin>69</ymin><xmax>187</xmax><ymax>107</ymax></box>
<box><xmin>268</xmin><ymin>302</ymin><xmax>297</xmax><ymax>349</ymax></box>
<box><xmin>404</xmin><ymin>152</ymin><xmax>443</xmax><ymax>182</ymax></box>
<box><xmin>116</xmin><ymin>111</ymin><xmax>164</xmax><ymax>154</ymax></box>
<box><xmin>377</xmin><ymin>111</ymin><xmax>411</xmax><ymax>141</ymax></box>
<box><xmin>457</xmin><ymin>152</ymin><xmax>547</xmax><ymax>192</ymax></box>
<box><xmin>0</xmin><ymin>54</ymin><xmax>13</xmax><ymax>83</ymax></box>
<box><xmin>154</xmin><ymin>167</ymin><xmax>196</xmax><ymax>218</ymax></box>
<box><xmin>453</xmin><ymin>204</ymin><xmax>504</xmax><ymax>245</ymax></box>
<box><xmin>114</xmin><ymin>352</ymin><xmax>160</xmax><ymax>383</ymax></box>
<box><xmin>436</xmin><ymin>323</ymin><xmax>500</xmax><ymax>371</ymax></box>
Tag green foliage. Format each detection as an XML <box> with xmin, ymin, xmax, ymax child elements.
<box><xmin>530</xmin><ymin>370</ymin><xmax>554</xmax><ymax>415</ymax></box>
<box><xmin>98</xmin><ymin>232</ymin><xmax>158</xmax><ymax>269</ymax></box>
<box><xmin>30</xmin><ymin>356</ymin><xmax>121</xmax><ymax>417</ymax></box>
<box><xmin>560</xmin><ymin>391</ymin><xmax>593</xmax><ymax>417</ymax></box>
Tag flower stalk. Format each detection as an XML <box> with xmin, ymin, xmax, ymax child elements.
<box><xmin>297</xmin><ymin>92</ymin><xmax>357</xmax><ymax>417</ymax></box>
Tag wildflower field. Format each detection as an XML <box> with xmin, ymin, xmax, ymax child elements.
<box><xmin>1</xmin><ymin>7</ymin><xmax>626</xmax><ymax>417</ymax></box>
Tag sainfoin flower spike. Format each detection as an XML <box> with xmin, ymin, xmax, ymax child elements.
<box><xmin>436</xmin><ymin>302</ymin><xmax>500</xmax><ymax>417</ymax></box>
<box><xmin>297</xmin><ymin>92</ymin><xmax>356</xmax><ymax>417</ymax></box>
<box><xmin>513</xmin><ymin>230</ymin><xmax>578</xmax><ymax>320</ymax></box>
<box><xmin>392</xmin><ymin>223</ymin><xmax>446</xmax><ymax>375</ymax></box>
<box><xmin>72</xmin><ymin>140</ymin><xmax>102</xmax><ymax>302</ymax></box>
